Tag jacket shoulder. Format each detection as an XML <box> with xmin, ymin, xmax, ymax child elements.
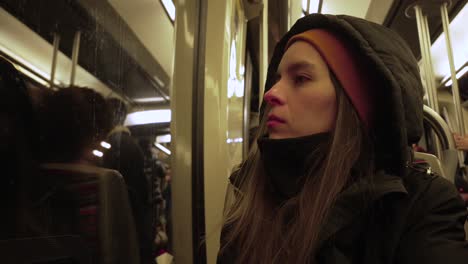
<box><xmin>402</xmin><ymin>168</ymin><xmax>463</xmax><ymax>207</ymax></box>
<box><xmin>394</xmin><ymin>168</ymin><xmax>468</xmax><ymax>263</ymax></box>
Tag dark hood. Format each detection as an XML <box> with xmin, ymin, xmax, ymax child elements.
<box><xmin>261</xmin><ymin>14</ymin><xmax>424</xmax><ymax>176</ymax></box>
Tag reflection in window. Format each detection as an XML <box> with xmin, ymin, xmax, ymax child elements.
<box><xmin>0</xmin><ymin>1</ymin><xmax>175</xmax><ymax>262</ymax></box>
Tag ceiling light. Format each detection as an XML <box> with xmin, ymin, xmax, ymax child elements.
<box><xmin>15</xmin><ymin>64</ymin><xmax>49</xmax><ymax>86</ymax></box>
<box><xmin>124</xmin><ymin>109</ymin><xmax>171</xmax><ymax>126</ymax></box>
<box><xmin>100</xmin><ymin>141</ymin><xmax>111</xmax><ymax>149</ymax></box>
<box><xmin>227</xmin><ymin>137</ymin><xmax>243</xmax><ymax>144</ymax></box>
<box><xmin>156</xmin><ymin>134</ymin><xmax>171</xmax><ymax>143</ymax></box>
<box><xmin>93</xmin><ymin>150</ymin><xmax>103</xmax><ymax>157</ymax></box>
<box><xmin>0</xmin><ymin>44</ymin><xmax>50</xmax><ymax>81</ymax></box>
<box><xmin>161</xmin><ymin>0</ymin><xmax>176</xmax><ymax>22</ymax></box>
<box><xmin>133</xmin><ymin>97</ymin><xmax>166</xmax><ymax>103</ymax></box>
<box><xmin>155</xmin><ymin>143</ymin><xmax>171</xmax><ymax>155</ymax></box>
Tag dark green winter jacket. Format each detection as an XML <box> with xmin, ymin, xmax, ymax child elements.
<box><xmin>217</xmin><ymin>13</ymin><xmax>468</xmax><ymax>263</ymax></box>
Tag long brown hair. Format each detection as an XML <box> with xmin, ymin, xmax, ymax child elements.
<box><xmin>220</xmin><ymin>75</ymin><xmax>374</xmax><ymax>263</ymax></box>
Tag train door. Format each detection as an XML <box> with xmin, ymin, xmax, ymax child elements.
<box><xmin>170</xmin><ymin>0</ymin><xmax>267</xmax><ymax>262</ymax></box>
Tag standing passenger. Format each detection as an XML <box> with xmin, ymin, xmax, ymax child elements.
<box><xmin>36</xmin><ymin>86</ymin><xmax>140</xmax><ymax>263</ymax></box>
<box><xmin>40</xmin><ymin>87</ymin><xmax>111</xmax><ymax>164</ymax></box>
<box><xmin>452</xmin><ymin>133</ymin><xmax>468</xmax><ymax>203</ymax></box>
<box><xmin>102</xmin><ymin>98</ymin><xmax>152</xmax><ymax>264</ymax></box>
<box><xmin>218</xmin><ymin>14</ymin><xmax>468</xmax><ymax>264</ymax></box>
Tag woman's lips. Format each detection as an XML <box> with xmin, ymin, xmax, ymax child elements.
<box><xmin>267</xmin><ymin>115</ymin><xmax>285</xmax><ymax>127</ymax></box>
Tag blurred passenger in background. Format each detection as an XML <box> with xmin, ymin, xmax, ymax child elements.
<box><xmin>0</xmin><ymin>58</ymin><xmax>40</xmax><ymax>238</ymax></box>
<box><xmin>35</xmin><ymin>86</ymin><xmax>140</xmax><ymax>262</ymax></box>
<box><xmin>102</xmin><ymin>98</ymin><xmax>152</xmax><ymax>264</ymax></box>
<box><xmin>452</xmin><ymin>133</ymin><xmax>468</xmax><ymax>203</ymax></box>
<box><xmin>40</xmin><ymin>86</ymin><xmax>112</xmax><ymax>164</ymax></box>
<box><xmin>161</xmin><ymin>165</ymin><xmax>172</xmax><ymax>253</ymax></box>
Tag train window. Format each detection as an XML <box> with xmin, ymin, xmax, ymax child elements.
<box><xmin>0</xmin><ymin>1</ymin><xmax>174</xmax><ymax>262</ymax></box>
<box><xmin>227</xmin><ymin>4</ymin><xmax>246</xmax><ymax>168</ymax></box>
<box><xmin>302</xmin><ymin>0</ymin><xmax>322</xmax><ymax>15</ymax></box>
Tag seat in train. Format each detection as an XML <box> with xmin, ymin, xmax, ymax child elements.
<box><xmin>34</xmin><ymin>163</ymin><xmax>141</xmax><ymax>264</ymax></box>
<box><xmin>414</xmin><ymin>152</ymin><xmax>447</xmax><ymax>178</ymax></box>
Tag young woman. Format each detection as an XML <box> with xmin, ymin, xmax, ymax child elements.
<box><xmin>217</xmin><ymin>14</ymin><xmax>468</xmax><ymax>263</ymax></box>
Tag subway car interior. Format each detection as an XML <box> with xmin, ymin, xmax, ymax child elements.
<box><xmin>0</xmin><ymin>0</ymin><xmax>468</xmax><ymax>263</ymax></box>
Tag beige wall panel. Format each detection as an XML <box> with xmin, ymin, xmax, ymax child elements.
<box><xmin>204</xmin><ymin>0</ymin><xmax>247</xmax><ymax>263</ymax></box>
<box><xmin>170</xmin><ymin>0</ymin><xmax>198</xmax><ymax>263</ymax></box>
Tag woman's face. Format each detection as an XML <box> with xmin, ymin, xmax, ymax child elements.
<box><xmin>264</xmin><ymin>41</ymin><xmax>337</xmax><ymax>139</ymax></box>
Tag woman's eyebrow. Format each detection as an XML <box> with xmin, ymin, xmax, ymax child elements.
<box><xmin>277</xmin><ymin>61</ymin><xmax>316</xmax><ymax>75</ymax></box>
<box><xmin>287</xmin><ymin>61</ymin><xmax>316</xmax><ymax>73</ymax></box>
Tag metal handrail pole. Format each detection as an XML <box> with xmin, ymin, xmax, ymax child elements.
<box><xmin>70</xmin><ymin>31</ymin><xmax>81</xmax><ymax>86</ymax></box>
<box><xmin>440</xmin><ymin>3</ymin><xmax>466</xmax><ymax>166</ymax></box>
<box><xmin>50</xmin><ymin>33</ymin><xmax>60</xmax><ymax>88</ymax></box>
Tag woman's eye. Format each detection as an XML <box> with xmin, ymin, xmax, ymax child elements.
<box><xmin>294</xmin><ymin>75</ymin><xmax>309</xmax><ymax>85</ymax></box>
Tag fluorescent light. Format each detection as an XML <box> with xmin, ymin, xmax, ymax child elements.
<box><xmin>444</xmin><ymin>65</ymin><xmax>468</xmax><ymax>87</ymax></box>
<box><xmin>227</xmin><ymin>79</ymin><xmax>236</xmax><ymax>98</ymax></box>
<box><xmin>15</xmin><ymin>64</ymin><xmax>49</xmax><ymax>86</ymax></box>
<box><xmin>100</xmin><ymin>141</ymin><xmax>111</xmax><ymax>149</ymax></box>
<box><xmin>235</xmin><ymin>79</ymin><xmax>245</xmax><ymax>98</ymax></box>
<box><xmin>155</xmin><ymin>143</ymin><xmax>171</xmax><ymax>155</ymax></box>
<box><xmin>124</xmin><ymin>109</ymin><xmax>171</xmax><ymax>126</ymax></box>
<box><xmin>228</xmin><ymin>78</ymin><xmax>244</xmax><ymax>98</ymax></box>
<box><xmin>161</xmin><ymin>0</ymin><xmax>176</xmax><ymax>22</ymax></box>
<box><xmin>0</xmin><ymin>44</ymin><xmax>51</xmax><ymax>80</ymax></box>
<box><xmin>156</xmin><ymin>134</ymin><xmax>171</xmax><ymax>143</ymax></box>
<box><xmin>302</xmin><ymin>0</ymin><xmax>320</xmax><ymax>14</ymax></box>
<box><xmin>226</xmin><ymin>137</ymin><xmax>243</xmax><ymax>144</ymax></box>
<box><xmin>1</xmin><ymin>45</ymin><xmax>62</xmax><ymax>87</ymax></box>
<box><xmin>13</xmin><ymin>62</ymin><xmax>62</xmax><ymax>87</ymax></box>
<box><xmin>93</xmin><ymin>150</ymin><xmax>103</xmax><ymax>157</ymax></box>
<box><xmin>133</xmin><ymin>97</ymin><xmax>166</xmax><ymax>103</ymax></box>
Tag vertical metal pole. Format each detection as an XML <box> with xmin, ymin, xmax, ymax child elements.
<box><xmin>414</xmin><ymin>6</ymin><xmax>434</xmax><ymax>108</ymax></box>
<box><xmin>415</xmin><ymin>5</ymin><xmax>443</xmax><ymax>159</ymax></box>
<box><xmin>422</xmin><ymin>16</ymin><xmax>440</xmax><ymax>113</ymax></box>
<box><xmin>50</xmin><ymin>33</ymin><xmax>60</xmax><ymax>89</ymax></box>
<box><xmin>423</xmin><ymin>13</ymin><xmax>445</xmax><ymax>159</ymax></box>
<box><xmin>259</xmin><ymin>1</ymin><xmax>268</xmax><ymax>108</ymax></box>
<box><xmin>440</xmin><ymin>3</ymin><xmax>466</xmax><ymax>166</ymax></box>
<box><xmin>318</xmin><ymin>0</ymin><xmax>323</xmax><ymax>14</ymax></box>
<box><xmin>70</xmin><ymin>31</ymin><xmax>81</xmax><ymax>86</ymax></box>
<box><xmin>441</xmin><ymin>3</ymin><xmax>465</xmax><ymax>136</ymax></box>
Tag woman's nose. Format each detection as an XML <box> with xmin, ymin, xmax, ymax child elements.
<box><xmin>264</xmin><ymin>88</ymin><xmax>284</xmax><ymax>106</ymax></box>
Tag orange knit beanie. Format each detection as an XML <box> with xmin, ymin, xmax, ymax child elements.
<box><xmin>286</xmin><ymin>29</ymin><xmax>376</xmax><ymax>129</ymax></box>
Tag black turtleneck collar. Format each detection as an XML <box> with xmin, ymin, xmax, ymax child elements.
<box><xmin>257</xmin><ymin>132</ymin><xmax>331</xmax><ymax>200</ymax></box>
